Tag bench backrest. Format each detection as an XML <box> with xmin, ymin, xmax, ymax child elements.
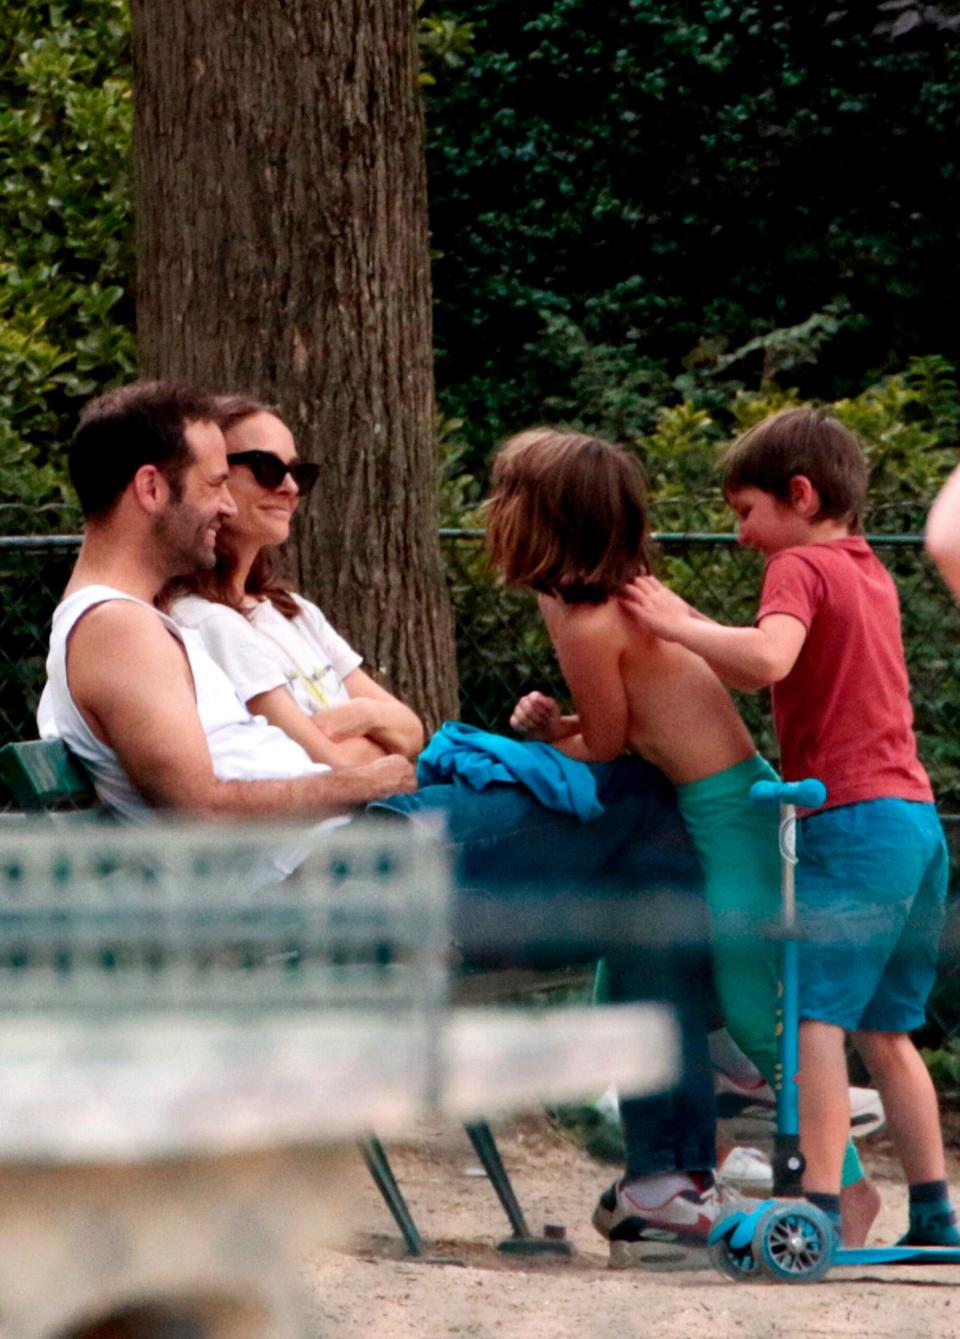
<box><xmin>0</xmin><ymin>739</ymin><xmax>99</xmax><ymax>813</ymax></box>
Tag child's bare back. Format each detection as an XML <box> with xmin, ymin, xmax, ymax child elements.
<box><xmin>540</xmin><ymin>593</ymin><xmax>754</xmax><ymax>785</ymax></box>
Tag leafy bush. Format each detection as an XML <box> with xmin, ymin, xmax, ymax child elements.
<box><xmin>639</xmin><ymin>354</ymin><xmax>960</xmax><ymax>532</ymax></box>
<box><xmin>0</xmin><ymin>1</ymin><xmax>134</xmax><ymax>526</ymax></box>
<box><xmin>426</xmin><ymin>2</ymin><xmax>960</xmax><ymax>461</ymax></box>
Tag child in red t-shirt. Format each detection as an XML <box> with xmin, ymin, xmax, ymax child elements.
<box><xmin>620</xmin><ymin>407</ymin><xmax>957</xmax><ymax>1245</ymax></box>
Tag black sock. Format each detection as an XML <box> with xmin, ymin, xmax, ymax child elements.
<box><xmin>805</xmin><ymin>1191</ymin><xmax>841</xmax><ymax>1229</ymax></box>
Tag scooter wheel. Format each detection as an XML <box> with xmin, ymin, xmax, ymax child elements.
<box><xmin>752</xmin><ymin>1203</ymin><xmax>835</xmax><ymax>1284</ymax></box>
<box><xmin>708</xmin><ymin>1233</ymin><xmax>761</xmax><ymax>1281</ymax></box>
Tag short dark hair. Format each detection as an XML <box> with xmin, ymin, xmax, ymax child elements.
<box><xmin>486</xmin><ymin>428</ymin><xmax>654</xmax><ymax>603</ymax></box>
<box><xmin>721</xmin><ymin>407</ymin><xmax>869</xmax><ymax>530</ymax></box>
<box><xmin>70</xmin><ymin>380</ymin><xmax>220</xmax><ymax>519</ymax></box>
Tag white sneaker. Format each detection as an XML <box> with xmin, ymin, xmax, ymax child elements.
<box><xmin>848</xmin><ymin>1086</ymin><xmax>886</xmax><ymax>1138</ymax></box>
<box><xmin>715</xmin><ymin>1070</ymin><xmax>885</xmax><ymax>1144</ymax></box>
<box><xmin>718</xmin><ymin>1145</ymin><xmax>773</xmax><ymax>1194</ymax></box>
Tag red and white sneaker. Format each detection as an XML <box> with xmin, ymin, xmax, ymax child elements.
<box><xmin>593</xmin><ymin>1173</ymin><xmax>753</xmax><ymax>1269</ymax></box>
<box><xmin>714</xmin><ymin>1070</ymin><xmax>885</xmax><ymax>1145</ymax></box>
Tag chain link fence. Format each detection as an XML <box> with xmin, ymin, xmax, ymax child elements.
<box><xmin>4</xmin><ymin>517</ymin><xmax>960</xmax><ymax>1037</ymax></box>
<box><xmin>4</xmin><ymin>520</ymin><xmax>960</xmax><ymax>809</ymax></box>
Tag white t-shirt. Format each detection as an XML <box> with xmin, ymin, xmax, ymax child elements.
<box><xmin>172</xmin><ymin>593</ymin><xmax>362</xmax><ymax>714</ymax></box>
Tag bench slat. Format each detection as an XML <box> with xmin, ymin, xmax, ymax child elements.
<box><xmin>0</xmin><ymin>740</ymin><xmax>96</xmax><ymax>811</ymax></box>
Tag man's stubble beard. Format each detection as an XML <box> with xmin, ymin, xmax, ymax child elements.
<box><xmin>154</xmin><ymin>503</ymin><xmax>218</xmax><ymax>579</ymax></box>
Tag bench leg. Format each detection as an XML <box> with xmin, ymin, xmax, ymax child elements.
<box><xmin>358</xmin><ymin>1135</ymin><xmax>425</xmax><ymax>1257</ymax></box>
<box><xmin>463</xmin><ymin>1120</ymin><xmax>572</xmax><ymax>1256</ymax></box>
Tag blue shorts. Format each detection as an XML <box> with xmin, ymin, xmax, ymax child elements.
<box><xmin>796</xmin><ymin>799</ymin><xmax>948</xmax><ymax>1033</ymax></box>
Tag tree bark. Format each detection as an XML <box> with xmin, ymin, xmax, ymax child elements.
<box><xmin>129</xmin><ymin>0</ymin><xmax>458</xmax><ymax>728</ymax></box>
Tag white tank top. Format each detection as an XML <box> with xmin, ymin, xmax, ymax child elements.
<box><xmin>38</xmin><ymin>584</ymin><xmax>330</xmax><ymax>822</ymax></box>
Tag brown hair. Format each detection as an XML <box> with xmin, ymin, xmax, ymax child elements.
<box><xmin>721</xmin><ymin>407</ymin><xmax>868</xmax><ymax>531</ymax></box>
<box><xmin>485</xmin><ymin>428</ymin><xmax>654</xmax><ymax>604</ymax></box>
<box><xmin>71</xmin><ymin>380</ymin><xmax>219</xmax><ymax>520</ymax></box>
<box><xmin>158</xmin><ymin>393</ymin><xmax>300</xmax><ymax>620</ymax></box>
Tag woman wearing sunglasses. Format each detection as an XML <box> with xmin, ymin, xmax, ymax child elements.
<box><xmin>164</xmin><ymin>395</ymin><xmax>424</xmax><ymax>765</ymax></box>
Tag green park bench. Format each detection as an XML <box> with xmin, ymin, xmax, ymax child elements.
<box><xmin>0</xmin><ymin>738</ymin><xmax>668</xmax><ymax>1273</ymax></box>
<box><xmin>0</xmin><ymin>736</ymin><xmax>95</xmax><ymax>814</ymax></box>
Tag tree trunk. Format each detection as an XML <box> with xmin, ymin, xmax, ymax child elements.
<box><xmin>129</xmin><ymin>0</ymin><xmax>458</xmax><ymax>729</ymax></box>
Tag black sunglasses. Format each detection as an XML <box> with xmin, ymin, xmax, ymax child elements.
<box><xmin>227</xmin><ymin>450</ymin><xmax>320</xmax><ymax>495</ymax></box>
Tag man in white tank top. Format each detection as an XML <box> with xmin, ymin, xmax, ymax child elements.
<box><xmin>39</xmin><ymin>381</ymin><xmax>416</xmax><ymax>830</ymax></box>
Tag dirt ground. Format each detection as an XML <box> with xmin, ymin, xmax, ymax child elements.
<box><xmin>303</xmin><ymin>1108</ymin><xmax>960</xmax><ymax>1339</ymax></box>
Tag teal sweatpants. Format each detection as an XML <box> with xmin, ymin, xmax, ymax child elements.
<box><xmin>677</xmin><ymin>753</ymin><xmax>864</xmax><ymax>1188</ymax></box>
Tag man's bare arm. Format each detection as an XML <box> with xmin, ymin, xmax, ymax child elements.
<box><xmin>68</xmin><ymin>603</ymin><xmax>415</xmax><ymax>817</ymax></box>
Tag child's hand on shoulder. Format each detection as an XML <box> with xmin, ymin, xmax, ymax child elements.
<box><xmin>619</xmin><ymin>576</ymin><xmax>692</xmax><ymax>641</ymax></box>
<box><xmin>510</xmin><ymin>691</ymin><xmax>563</xmax><ymax>741</ymax></box>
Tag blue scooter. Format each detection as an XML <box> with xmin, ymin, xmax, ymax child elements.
<box><xmin>708</xmin><ymin>777</ymin><xmax>960</xmax><ymax>1282</ymax></box>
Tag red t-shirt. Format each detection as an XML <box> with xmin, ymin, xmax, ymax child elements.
<box><xmin>756</xmin><ymin>536</ymin><xmax>932</xmax><ymax>811</ymax></box>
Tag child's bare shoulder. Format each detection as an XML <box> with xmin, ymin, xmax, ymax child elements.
<box><xmin>538</xmin><ymin>594</ymin><xmax>630</xmax><ymax>649</ymax></box>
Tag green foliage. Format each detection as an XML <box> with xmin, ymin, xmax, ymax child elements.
<box><xmin>417</xmin><ymin>6</ymin><xmax>475</xmax><ymax>85</ymax></box>
<box><xmin>625</xmin><ymin>353</ymin><xmax>960</xmax><ymax>532</ymax></box>
<box><xmin>548</xmin><ymin>1100</ymin><xmax>626</xmax><ymax>1165</ymax></box>
<box><xmin>713</xmin><ymin>302</ymin><xmax>863</xmax><ymax>386</ymax></box>
<box><xmin>921</xmin><ymin>1039</ymin><xmax>960</xmax><ymax>1092</ymax></box>
<box><xmin>0</xmin><ymin>1</ymin><xmax>134</xmax><ymax>526</ymax></box>
<box><xmin>0</xmin><ymin>1</ymin><xmax>471</xmax><ymax>528</ymax></box>
<box><xmin>435</xmin><ymin>412</ymin><xmax>485</xmax><ymax>527</ymax></box>
<box><xmin>439</xmin><ymin>353</ymin><xmax>960</xmax><ymax>536</ymax></box>
<box><xmin>873</xmin><ymin>2</ymin><xmax>960</xmax><ymax>40</ymax></box>
<box><xmin>537</xmin><ymin>312</ymin><xmax>675</xmax><ymax>443</ymax></box>
<box><xmin>426</xmin><ymin>1</ymin><xmax>960</xmax><ymax>462</ymax></box>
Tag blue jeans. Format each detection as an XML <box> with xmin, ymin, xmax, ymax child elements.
<box><xmin>372</xmin><ymin>755</ymin><xmax>717</xmax><ymax>1178</ymax></box>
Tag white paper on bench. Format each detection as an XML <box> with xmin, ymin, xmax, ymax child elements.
<box><xmin>0</xmin><ymin>1003</ymin><xmax>675</xmax><ymax>1162</ymax></box>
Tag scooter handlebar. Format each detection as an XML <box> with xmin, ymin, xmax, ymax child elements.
<box><xmin>749</xmin><ymin>778</ymin><xmax>828</xmax><ymax>809</ymax></box>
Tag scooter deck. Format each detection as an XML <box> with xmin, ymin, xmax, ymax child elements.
<box><xmin>835</xmin><ymin>1245</ymin><xmax>960</xmax><ymax>1267</ymax></box>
